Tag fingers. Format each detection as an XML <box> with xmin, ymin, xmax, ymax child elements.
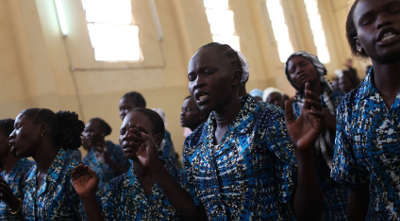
<box><xmin>285</xmin><ymin>99</ymin><xmax>295</xmax><ymax>123</ymax></box>
<box><xmin>303</xmin><ymin>82</ymin><xmax>321</xmax><ymax>110</ymax></box>
<box><xmin>71</xmin><ymin>164</ymin><xmax>91</xmax><ymax>180</ymax></box>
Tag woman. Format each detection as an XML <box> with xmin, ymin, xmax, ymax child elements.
<box><xmin>82</xmin><ymin>118</ymin><xmax>129</xmax><ymax>188</ymax></box>
<box><xmin>4</xmin><ymin>108</ymin><xmax>84</xmax><ymax>220</ymax></box>
<box><xmin>182</xmin><ymin>42</ymin><xmax>323</xmax><ymax>220</ymax></box>
<box><xmin>285</xmin><ymin>51</ymin><xmax>348</xmax><ymax>220</ymax></box>
<box><xmin>72</xmin><ymin>108</ymin><xmax>193</xmax><ymax>220</ymax></box>
<box><xmin>0</xmin><ymin>119</ymin><xmax>33</xmax><ymax>220</ymax></box>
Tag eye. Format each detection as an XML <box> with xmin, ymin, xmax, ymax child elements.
<box><xmin>188</xmin><ymin>72</ymin><xmax>196</xmax><ymax>81</ymax></box>
<box><xmin>359</xmin><ymin>14</ymin><xmax>375</xmax><ymax>26</ymax></box>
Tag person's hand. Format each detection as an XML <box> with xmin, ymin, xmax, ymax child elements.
<box><xmin>136</xmin><ymin>132</ymin><xmax>163</xmax><ymax>174</ymax></box>
<box><xmin>71</xmin><ymin>164</ymin><xmax>99</xmax><ymax>200</ymax></box>
<box><xmin>285</xmin><ymin>82</ymin><xmax>322</xmax><ymax>151</ymax></box>
<box><xmin>0</xmin><ymin>177</ymin><xmax>20</xmax><ymax>211</ymax></box>
<box><xmin>120</xmin><ymin>125</ymin><xmax>146</xmax><ymax>159</ymax></box>
<box><xmin>320</xmin><ymin>108</ymin><xmax>336</xmax><ymax>132</ymax></box>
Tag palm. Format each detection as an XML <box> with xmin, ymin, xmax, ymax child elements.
<box><xmin>286</xmin><ymin>111</ymin><xmax>321</xmax><ymax>150</ymax></box>
<box><xmin>71</xmin><ymin>165</ymin><xmax>98</xmax><ymax>198</ymax></box>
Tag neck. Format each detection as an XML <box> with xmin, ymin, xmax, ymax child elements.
<box><xmin>310</xmin><ymin>80</ymin><xmax>323</xmax><ymax>96</ymax></box>
<box><xmin>214</xmin><ymin>96</ymin><xmax>242</xmax><ymax>129</ymax></box>
<box><xmin>0</xmin><ymin>153</ymin><xmax>18</xmax><ymax>173</ymax></box>
<box><xmin>32</xmin><ymin>141</ymin><xmax>59</xmax><ymax>173</ymax></box>
<box><xmin>372</xmin><ymin>60</ymin><xmax>400</xmax><ymax>96</ymax></box>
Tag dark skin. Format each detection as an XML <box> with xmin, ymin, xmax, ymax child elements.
<box><xmin>188</xmin><ymin>46</ymin><xmax>322</xmax><ymax>220</ymax></box>
<box><xmin>348</xmin><ymin>0</ymin><xmax>400</xmax><ymax>219</ymax></box>
<box><xmin>180</xmin><ymin>97</ymin><xmax>206</xmax><ymax>131</ymax></box>
<box><xmin>2</xmin><ymin>113</ymin><xmax>60</xmax><ymax>217</ymax></box>
<box><xmin>266</xmin><ymin>92</ymin><xmax>284</xmax><ymax>109</ymax></box>
<box><xmin>0</xmin><ymin>129</ymin><xmax>21</xmax><ymax>217</ymax></box>
<box><xmin>72</xmin><ymin>111</ymin><xmax>200</xmax><ymax>221</ymax></box>
<box><xmin>81</xmin><ymin>120</ymin><xmax>128</xmax><ymax>174</ymax></box>
<box><xmin>287</xmin><ymin>56</ymin><xmax>336</xmax><ymax>132</ymax></box>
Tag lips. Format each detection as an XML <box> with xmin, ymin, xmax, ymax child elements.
<box><xmin>194</xmin><ymin>91</ymin><xmax>209</xmax><ymax>105</ymax></box>
<box><xmin>377</xmin><ymin>28</ymin><xmax>400</xmax><ymax>45</ymax></box>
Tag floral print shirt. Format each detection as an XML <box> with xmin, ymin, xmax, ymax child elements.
<box><xmin>22</xmin><ymin>149</ymin><xmax>83</xmax><ymax>220</ymax></box>
<box><xmin>182</xmin><ymin>95</ymin><xmax>297</xmax><ymax>220</ymax></box>
<box><xmin>332</xmin><ymin>69</ymin><xmax>400</xmax><ymax>220</ymax></box>
<box><xmin>0</xmin><ymin>158</ymin><xmax>33</xmax><ymax>220</ymax></box>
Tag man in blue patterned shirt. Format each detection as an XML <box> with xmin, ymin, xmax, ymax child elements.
<box><xmin>0</xmin><ymin>119</ymin><xmax>34</xmax><ymax>220</ymax></box>
<box><xmin>331</xmin><ymin>0</ymin><xmax>400</xmax><ymax>220</ymax></box>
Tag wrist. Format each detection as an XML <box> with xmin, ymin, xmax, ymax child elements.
<box><xmin>9</xmin><ymin>198</ymin><xmax>22</xmax><ymax>215</ymax></box>
<box><xmin>149</xmin><ymin>158</ymin><xmax>164</xmax><ymax>176</ymax></box>
<box><xmin>80</xmin><ymin>191</ymin><xmax>97</xmax><ymax>202</ymax></box>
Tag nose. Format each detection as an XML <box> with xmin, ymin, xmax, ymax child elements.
<box><xmin>376</xmin><ymin>12</ymin><xmax>393</xmax><ymax>30</ymax></box>
<box><xmin>189</xmin><ymin>74</ymin><xmax>206</xmax><ymax>94</ymax></box>
<box><xmin>9</xmin><ymin>130</ymin><xmax>16</xmax><ymax>139</ymax></box>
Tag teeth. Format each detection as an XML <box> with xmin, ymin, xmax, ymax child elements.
<box><xmin>382</xmin><ymin>32</ymin><xmax>397</xmax><ymax>41</ymax></box>
<box><xmin>198</xmin><ymin>95</ymin><xmax>207</xmax><ymax>102</ymax></box>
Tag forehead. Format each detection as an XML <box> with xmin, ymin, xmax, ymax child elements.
<box><xmin>188</xmin><ymin>46</ymin><xmax>227</xmax><ymax>71</ymax></box>
<box><xmin>353</xmin><ymin>0</ymin><xmax>400</xmax><ymax>21</ymax></box>
<box><xmin>288</xmin><ymin>56</ymin><xmax>310</xmax><ymax>67</ymax></box>
<box><xmin>121</xmin><ymin>111</ymin><xmax>152</xmax><ymax>130</ymax></box>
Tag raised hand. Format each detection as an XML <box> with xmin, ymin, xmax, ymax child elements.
<box><xmin>285</xmin><ymin>82</ymin><xmax>322</xmax><ymax>151</ymax></box>
<box><xmin>135</xmin><ymin>132</ymin><xmax>162</xmax><ymax>173</ymax></box>
<box><xmin>0</xmin><ymin>177</ymin><xmax>20</xmax><ymax>212</ymax></box>
<box><xmin>71</xmin><ymin>164</ymin><xmax>99</xmax><ymax>199</ymax></box>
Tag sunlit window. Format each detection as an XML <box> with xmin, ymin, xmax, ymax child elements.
<box><xmin>303</xmin><ymin>0</ymin><xmax>330</xmax><ymax>63</ymax></box>
<box><xmin>266</xmin><ymin>0</ymin><xmax>294</xmax><ymax>62</ymax></box>
<box><xmin>81</xmin><ymin>0</ymin><xmax>142</xmax><ymax>62</ymax></box>
<box><xmin>203</xmin><ymin>0</ymin><xmax>240</xmax><ymax>51</ymax></box>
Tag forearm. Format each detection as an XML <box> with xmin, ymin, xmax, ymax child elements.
<box><xmin>80</xmin><ymin>195</ymin><xmax>104</xmax><ymax>221</ymax></box>
<box><xmin>153</xmin><ymin>165</ymin><xmax>204</xmax><ymax>220</ymax></box>
<box><xmin>293</xmin><ymin>149</ymin><xmax>323</xmax><ymax>221</ymax></box>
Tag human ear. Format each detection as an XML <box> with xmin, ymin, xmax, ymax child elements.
<box><xmin>355</xmin><ymin>37</ymin><xmax>365</xmax><ymax>55</ymax></box>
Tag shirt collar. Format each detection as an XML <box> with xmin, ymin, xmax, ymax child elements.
<box><xmin>204</xmin><ymin>95</ymin><xmax>258</xmax><ymax>145</ymax></box>
<box><xmin>357</xmin><ymin>67</ymin><xmax>378</xmax><ymax>100</ymax></box>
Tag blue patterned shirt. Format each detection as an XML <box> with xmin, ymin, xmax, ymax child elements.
<box><xmin>182</xmin><ymin>95</ymin><xmax>297</xmax><ymax>220</ymax></box>
<box><xmin>331</xmin><ymin>69</ymin><xmax>400</xmax><ymax>220</ymax></box>
<box><xmin>99</xmin><ymin>155</ymin><xmax>182</xmax><ymax>220</ymax></box>
<box><xmin>292</xmin><ymin>88</ymin><xmax>348</xmax><ymax>221</ymax></box>
<box><xmin>0</xmin><ymin>158</ymin><xmax>33</xmax><ymax>221</ymax></box>
<box><xmin>83</xmin><ymin>141</ymin><xmax>129</xmax><ymax>188</ymax></box>
<box><xmin>22</xmin><ymin>149</ymin><xmax>83</xmax><ymax>220</ymax></box>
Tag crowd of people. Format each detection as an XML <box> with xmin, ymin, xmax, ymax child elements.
<box><xmin>0</xmin><ymin>0</ymin><xmax>399</xmax><ymax>220</ymax></box>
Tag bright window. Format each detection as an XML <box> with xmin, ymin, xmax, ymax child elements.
<box><xmin>81</xmin><ymin>0</ymin><xmax>142</xmax><ymax>62</ymax></box>
<box><xmin>203</xmin><ymin>0</ymin><xmax>240</xmax><ymax>51</ymax></box>
<box><xmin>266</xmin><ymin>0</ymin><xmax>294</xmax><ymax>62</ymax></box>
<box><xmin>303</xmin><ymin>0</ymin><xmax>330</xmax><ymax>63</ymax></box>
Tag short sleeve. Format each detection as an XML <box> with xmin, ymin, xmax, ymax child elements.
<box><xmin>330</xmin><ymin>100</ymin><xmax>369</xmax><ymax>186</ymax></box>
<box><xmin>180</xmin><ymin>136</ymin><xmax>203</xmax><ymax>207</ymax></box>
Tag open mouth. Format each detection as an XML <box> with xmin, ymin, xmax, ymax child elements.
<box><xmin>195</xmin><ymin>91</ymin><xmax>209</xmax><ymax>105</ymax></box>
<box><xmin>377</xmin><ymin>29</ymin><xmax>400</xmax><ymax>46</ymax></box>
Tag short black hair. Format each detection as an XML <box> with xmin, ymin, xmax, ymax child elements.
<box><xmin>21</xmin><ymin>108</ymin><xmax>84</xmax><ymax>150</ymax></box>
<box><xmin>0</xmin><ymin>119</ymin><xmax>15</xmax><ymax>136</ymax></box>
<box><xmin>121</xmin><ymin>91</ymin><xmax>146</xmax><ymax>108</ymax></box>
<box><xmin>346</xmin><ymin>0</ymin><xmax>368</xmax><ymax>57</ymax></box>
<box><xmin>131</xmin><ymin>108</ymin><xmax>165</xmax><ymax>137</ymax></box>
<box><xmin>89</xmin><ymin>117</ymin><xmax>112</xmax><ymax>136</ymax></box>
<box><xmin>199</xmin><ymin>42</ymin><xmax>243</xmax><ymax>80</ymax></box>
